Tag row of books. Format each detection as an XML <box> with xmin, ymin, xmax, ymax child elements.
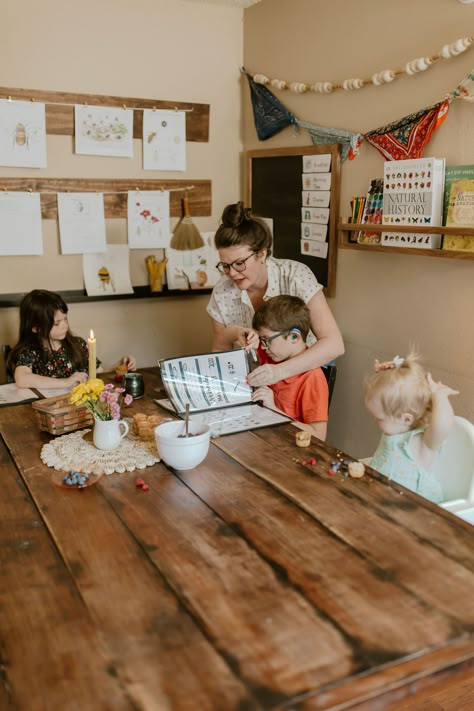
<box><xmin>349</xmin><ymin>159</ymin><xmax>474</xmax><ymax>252</ymax></box>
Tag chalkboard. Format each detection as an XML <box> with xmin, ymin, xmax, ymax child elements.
<box><xmin>247</xmin><ymin>145</ymin><xmax>341</xmax><ymax>296</ymax></box>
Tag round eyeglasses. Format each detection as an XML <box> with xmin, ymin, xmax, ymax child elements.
<box><xmin>216</xmin><ymin>252</ymin><xmax>257</xmax><ymax>275</ymax></box>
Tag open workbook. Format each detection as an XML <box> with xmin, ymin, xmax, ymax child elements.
<box><xmin>155</xmin><ymin>349</ymin><xmax>291</xmax><ymax>436</ymax></box>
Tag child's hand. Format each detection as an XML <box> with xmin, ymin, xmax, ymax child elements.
<box><xmin>67</xmin><ymin>371</ymin><xmax>88</xmax><ymax>387</ymax></box>
<box><xmin>121</xmin><ymin>355</ymin><xmax>137</xmax><ymax>371</ymax></box>
<box><xmin>426</xmin><ymin>373</ymin><xmax>459</xmax><ymax>399</ymax></box>
<box><xmin>236</xmin><ymin>327</ymin><xmax>259</xmax><ymax>352</ymax></box>
<box><xmin>251</xmin><ymin>386</ymin><xmax>275</xmax><ymax>409</ymax></box>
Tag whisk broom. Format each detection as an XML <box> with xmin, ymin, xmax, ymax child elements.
<box><xmin>170</xmin><ymin>193</ymin><xmax>204</xmax><ymax>250</ymax></box>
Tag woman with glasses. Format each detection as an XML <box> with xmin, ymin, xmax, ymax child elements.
<box><xmin>207</xmin><ymin>201</ymin><xmax>344</xmax><ymax>387</ymax></box>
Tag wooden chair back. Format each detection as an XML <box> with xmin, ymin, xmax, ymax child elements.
<box><xmin>322</xmin><ymin>363</ymin><xmax>337</xmax><ymax>408</ymax></box>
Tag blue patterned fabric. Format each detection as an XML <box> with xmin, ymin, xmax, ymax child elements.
<box><xmin>246</xmin><ymin>73</ymin><xmax>297</xmax><ymax>141</ymax></box>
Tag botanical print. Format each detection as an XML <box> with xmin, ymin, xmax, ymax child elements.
<box><xmin>75</xmin><ymin>105</ymin><xmax>133</xmax><ymax>157</ymax></box>
<box><xmin>83</xmin><ymin>244</ymin><xmax>133</xmax><ymax>297</ymax></box>
<box><xmin>127</xmin><ymin>190</ymin><xmax>171</xmax><ymax>248</ymax></box>
<box><xmin>0</xmin><ymin>99</ymin><xmax>47</xmax><ymax>168</ymax></box>
<box><xmin>143</xmin><ymin>109</ymin><xmax>186</xmax><ymax>171</ymax></box>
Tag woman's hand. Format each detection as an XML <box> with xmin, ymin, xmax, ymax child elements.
<box><xmin>236</xmin><ymin>327</ymin><xmax>259</xmax><ymax>352</ymax></box>
<box><xmin>251</xmin><ymin>385</ymin><xmax>275</xmax><ymax>409</ymax></box>
<box><xmin>247</xmin><ymin>362</ymin><xmax>284</xmax><ymax>387</ymax></box>
<box><xmin>67</xmin><ymin>371</ymin><xmax>88</xmax><ymax>387</ymax></box>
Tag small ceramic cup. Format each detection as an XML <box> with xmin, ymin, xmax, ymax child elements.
<box><xmin>123</xmin><ymin>372</ymin><xmax>145</xmax><ymax>399</ymax></box>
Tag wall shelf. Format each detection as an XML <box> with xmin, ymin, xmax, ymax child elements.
<box><xmin>0</xmin><ymin>286</ymin><xmax>212</xmax><ymax>308</ymax></box>
<box><xmin>0</xmin><ymin>178</ymin><xmax>212</xmax><ymax>218</ymax></box>
<box><xmin>0</xmin><ymin>86</ymin><xmax>209</xmax><ymax>142</ymax></box>
<box><xmin>338</xmin><ymin>220</ymin><xmax>474</xmax><ymax>260</ymax></box>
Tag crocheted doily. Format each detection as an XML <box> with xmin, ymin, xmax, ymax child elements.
<box><xmin>41</xmin><ymin>424</ymin><xmax>160</xmax><ymax>475</ymax></box>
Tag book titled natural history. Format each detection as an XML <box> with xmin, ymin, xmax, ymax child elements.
<box><xmin>382</xmin><ymin>157</ymin><xmax>445</xmax><ymax>249</ymax></box>
<box><xmin>442</xmin><ymin>179</ymin><xmax>474</xmax><ymax>252</ymax></box>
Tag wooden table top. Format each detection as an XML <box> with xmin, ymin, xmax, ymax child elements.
<box><xmin>0</xmin><ymin>368</ymin><xmax>473</xmax><ymax>711</ymax></box>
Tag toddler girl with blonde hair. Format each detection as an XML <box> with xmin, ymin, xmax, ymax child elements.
<box><xmin>364</xmin><ymin>352</ymin><xmax>458</xmax><ymax>502</ymax></box>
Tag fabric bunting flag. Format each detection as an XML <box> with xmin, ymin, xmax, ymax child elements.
<box><xmin>245</xmin><ymin>72</ymin><xmax>297</xmax><ymax>140</ymax></box>
<box><xmin>451</xmin><ymin>70</ymin><xmax>474</xmax><ymax>101</ymax></box>
<box><xmin>364</xmin><ymin>100</ymin><xmax>450</xmax><ymax>161</ymax></box>
<box><xmin>296</xmin><ymin>119</ymin><xmax>363</xmax><ymax>162</ymax></box>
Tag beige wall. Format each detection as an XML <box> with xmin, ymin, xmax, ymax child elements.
<box><xmin>0</xmin><ymin>0</ymin><xmax>244</xmax><ymax>367</ymax></box>
<box><xmin>244</xmin><ymin>0</ymin><xmax>474</xmax><ymax>455</ymax></box>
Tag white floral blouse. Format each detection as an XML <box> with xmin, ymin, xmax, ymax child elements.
<box><xmin>206</xmin><ymin>256</ymin><xmax>322</xmax><ymax>345</ymax></box>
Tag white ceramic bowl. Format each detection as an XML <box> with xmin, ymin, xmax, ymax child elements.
<box><xmin>154</xmin><ymin>420</ymin><xmax>211</xmax><ymax>470</ymax></box>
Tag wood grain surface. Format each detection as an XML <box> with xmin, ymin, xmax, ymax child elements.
<box><xmin>0</xmin><ymin>368</ymin><xmax>472</xmax><ymax>711</ymax></box>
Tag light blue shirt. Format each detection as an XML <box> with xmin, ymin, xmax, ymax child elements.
<box><xmin>371</xmin><ymin>429</ymin><xmax>443</xmax><ymax>503</ymax></box>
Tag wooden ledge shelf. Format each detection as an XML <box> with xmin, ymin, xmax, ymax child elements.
<box><xmin>0</xmin><ymin>86</ymin><xmax>209</xmax><ymax>142</ymax></box>
<box><xmin>0</xmin><ymin>286</ymin><xmax>212</xmax><ymax>308</ymax></box>
<box><xmin>339</xmin><ymin>220</ymin><xmax>474</xmax><ymax>260</ymax></box>
<box><xmin>0</xmin><ymin>178</ymin><xmax>212</xmax><ymax>218</ymax></box>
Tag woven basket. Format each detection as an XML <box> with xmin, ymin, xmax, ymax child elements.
<box><xmin>32</xmin><ymin>393</ymin><xmax>93</xmax><ymax>435</ymax></box>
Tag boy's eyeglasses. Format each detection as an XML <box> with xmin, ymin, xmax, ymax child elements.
<box><xmin>216</xmin><ymin>252</ymin><xmax>257</xmax><ymax>275</ymax></box>
<box><xmin>259</xmin><ymin>330</ymin><xmax>292</xmax><ymax>349</ymax></box>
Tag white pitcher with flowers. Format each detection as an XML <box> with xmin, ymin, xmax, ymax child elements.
<box><xmin>70</xmin><ymin>379</ymin><xmax>133</xmax><ymax>450</ymax></box>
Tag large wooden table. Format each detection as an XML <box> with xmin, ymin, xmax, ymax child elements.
<box><xmin>0</xmin><ymin>369</ymin><xmax>472</xmax><ymax>710</ymax></box>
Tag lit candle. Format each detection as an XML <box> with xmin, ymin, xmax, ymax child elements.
<box><xmin>88</xmin><ymin>330</ymin><xmax>96</xmax><ymax>380</ymax></box>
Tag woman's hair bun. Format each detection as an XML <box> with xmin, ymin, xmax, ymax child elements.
<box><xmin>221</xmin><ymin>201</ymin><xmax>252</xmax><ymax>228</ymax></box>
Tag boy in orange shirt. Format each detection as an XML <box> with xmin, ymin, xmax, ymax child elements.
<box><xmin>249</xmin><ymin>295</ymin><xmax>329</xmax><ymax>440</ymax></box>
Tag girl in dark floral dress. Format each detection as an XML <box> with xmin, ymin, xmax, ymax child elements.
<box><xmin>8</xmin><ymin>290</ymin><xmax>135</xmax><ymax>389</ymax></box>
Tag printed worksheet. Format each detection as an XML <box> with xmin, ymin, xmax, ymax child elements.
<box><xmin>75</xmin><ymin>105</ymin><xmax>134</xmax><ymax>157</ymax></box>
<box><xmin>0</xmin><ymin>192</ymin><xmax>43</xmax><ymax>255</ymax></box>
<box><xmin>143</xmin><ymin>109</ymin><xmax>186</xmax><ymax>171</ymax></box>
<box><xmin>0</xmin><ymin>99</ymin><xmax>47</xmax><ymax>168</ymax></box>
<box><xmin>0</xmin><ymin>384</ymin><xmax>38</xmax><ymax>406</ymax></box>
<box><xmin>58</xmin><ymin>193</ymin><xmax>107</xmax><ymax>254</ymax></box>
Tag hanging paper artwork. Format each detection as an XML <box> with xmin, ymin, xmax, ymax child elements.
<box><xmin>245</xmin><ymin>72</ymin><xmax>297</xmax><ymax>140</ymax></box>
<box><xmin>57</xmin><ymin>193</ymin><xmax>106</xmax><ymax>254</ymax></box>
<box><xmin>127</xmin><ymin>191</ymin><xmax>171</xmax><ymax>249</ymax></box>
<box><xmin>74</xmin><ymin>105</ymin><xmax>133</xmax><ymax>157</ymax></box>
<box><xmin>363</xmin><ymin>100</ymin><xmax>450</xmax><ymax>161</ymax></box>
<box><xmin>83</xmin><ymin>244</ymin><xmax>133</xmax><ymax>297</ymax></box>
<box><xmin>0</xmin><ymin>192</ymin><xmax>43</xmax><ymax>255</ymax></box>
<box><xmin>0</xmin><ymin>99</ymin><xmax>47</xmax><ymax>168</ymax></box>
<box><xmin>296</xmin><ymin>119</ymin><xmax>362</xmax><ymax>162</ymax></box>
<box><xmin>143</xmin><ymin>109</ymin><xmax>186</xmax><ymax>171</ymax></box>
<box><xmin>165</xmin><ymin>232</ymin><xmax>220</xmax><ymax>290</ymax></box>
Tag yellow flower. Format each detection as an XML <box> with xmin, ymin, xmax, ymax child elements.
<box><xmin>70</xmin><ymin>379</ymin><xmax>105</xmax><ymax>406</ymax></box>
